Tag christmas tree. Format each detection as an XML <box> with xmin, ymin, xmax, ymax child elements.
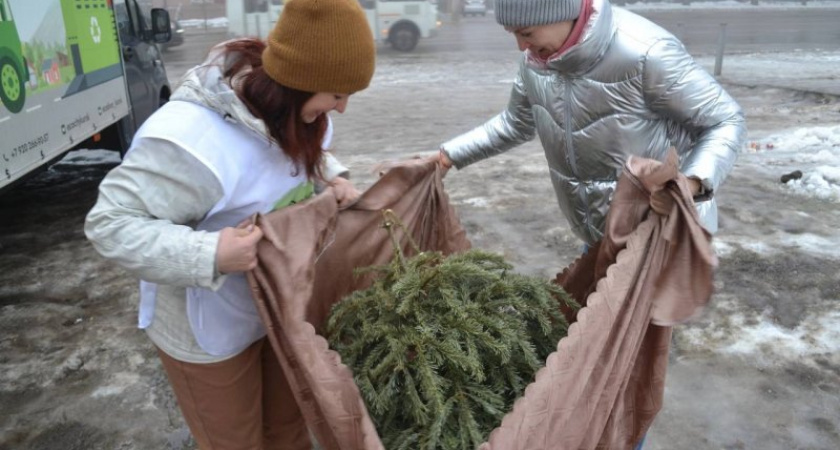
<box><xmin>327</xmin><ymin>211</ymin><xmax>578</xmax><ymax>449</ymax></box>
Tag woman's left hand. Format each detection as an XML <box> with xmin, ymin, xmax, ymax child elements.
<box><xmin>329</xmin><ymin>176</ymin><xmax>361</xmax><ymax>208</ymax></box>
<box><xmin>650</xmin><ymin>177</ymin><xmax>702</xmax><ymax>216</ymax></box>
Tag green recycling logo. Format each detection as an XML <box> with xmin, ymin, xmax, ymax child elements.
<box><xmin>90</xmin><ymin>16</ymin><xmax>102</xmax><ymax>44</ymax></box>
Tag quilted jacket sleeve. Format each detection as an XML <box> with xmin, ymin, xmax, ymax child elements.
<box><xmin>642</xmin><ymin>38</ymin><xmax>747</xmax><ymax>197</ymax></box>
<box><xmin>85</xmin><ymin>137</ymin><xmax>226</xmax><ymax>290</ymax></box>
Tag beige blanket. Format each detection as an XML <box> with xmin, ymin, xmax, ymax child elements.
<box><xmin>248</xmin><ymin>151</ymin><xmax>716</xmax><ymax>449</ymax></box>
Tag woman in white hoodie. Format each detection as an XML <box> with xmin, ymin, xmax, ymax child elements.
<box><xmin>85</xmin><ymin>0</ymin><xmax>375</xmax><ymax>448</ymax></box>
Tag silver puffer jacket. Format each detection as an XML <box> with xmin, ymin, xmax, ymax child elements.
<box><xmin>442</xmin><ymin>0</ymin><xmax>746</xmax><ymax>245</ymax></box>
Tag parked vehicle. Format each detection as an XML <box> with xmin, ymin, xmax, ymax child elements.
<box><xmin>0</xmin><ymin>0</ymin><xmax>172</xmax><ymax>193</ymax></box>
<box><xmin>225</xmin><ymin>0</ymin><xmax>440</xmax><ymax>52</ymax></box>
<box><xmin>161</xmin><ymin>19</ymin><xmax>185</xmax><ymax>51</ymax></box>
<box><xmin>361</xmin><ymin>0</ymin><xmax>440</xmax><ymax>52</ymax></box>
<box><xmin>463</xmin><ymin>0</ymin><xmax>487</xmax><ymax>17</ymax></box>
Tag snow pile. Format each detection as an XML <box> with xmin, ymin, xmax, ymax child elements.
<box><xmin>58</xmin><ymin>149</ymin><xmax>122</xmax><ymax>166</ymax></box>
<box><xmin>754</xmin><ymin>125</ymin><xmax>840</xmax><ymax>202</ymax></box>
<box><xmin>786</xmin><ymin>167</ymin><xmax>840</xmax><ymax>202</ymax></box>
<box><xmin>723</xmin><ymin>310</ymin><xmax>840</xmax><ymax>359</ymax></box>
<box><xmin>714</xmin><ymin>230</ymin><xmax>839</xmax><ymax>260</ymax></box>
<box><xmin>679</xmin><ymin>297</ymin><xmax>840</xmax><ymax>366</ymax></box>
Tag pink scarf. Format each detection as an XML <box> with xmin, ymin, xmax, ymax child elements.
<box><xmin>531</xmin><ymin>0</ymin><xmax>594</xmax><ymax>64</ymax></box>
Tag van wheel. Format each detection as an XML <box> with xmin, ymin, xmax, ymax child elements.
<box><xmin>389</xmin><ymin>25</ymin><xmax>419</xmax><ymax>52</ymax></box>
<box><xmin>0</xmin><ymin>58</ymin><xmax>26</xmax><ymax>114</ymax></box>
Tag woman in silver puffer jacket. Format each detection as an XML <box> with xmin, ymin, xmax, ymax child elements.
<box><xmin>439</xmin><ymin>0</ymin><xmax>747</xmax><ymax>246</ymax></box>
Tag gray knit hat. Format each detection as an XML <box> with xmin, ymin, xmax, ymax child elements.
<box><xmin>494</xmin><ymin>0</ymin><xmax>581</xmax><ymax>27</ymax></box>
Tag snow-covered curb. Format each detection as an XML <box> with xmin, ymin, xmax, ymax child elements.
<box><xmin>623</xmin><ymin>0</ymin><xmax>840</xmax><ymax>10</ymax></box>
<box><xmin>179</xmin><ymin>17</ymin><xmax>229</xmax><ymax>29</ymax></box>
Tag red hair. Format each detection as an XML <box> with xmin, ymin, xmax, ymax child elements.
<box><xmin>222</xmin><ymin>39</ymin><xmax>327</xmax><ymax>180</ymax></box>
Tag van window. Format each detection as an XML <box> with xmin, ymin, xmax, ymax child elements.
<box><xmin>127</xmin><ymin>3</ymin><xmax>141</xmax><ymax>35</ymax></box>
<box><xmin>125</xmin><ymin>0</ymin><xmax>144</xmax><ymax>36</ymax></box>
<box><xmin>114</xmin><ymin>3</ymin><xmax>131</xmax><ymax>34</ymax></box>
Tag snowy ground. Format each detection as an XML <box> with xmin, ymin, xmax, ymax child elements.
<box><xmin>1</xmin><ymin>12</ymin><xmax>839</xmax><ymax>450</ymax></box>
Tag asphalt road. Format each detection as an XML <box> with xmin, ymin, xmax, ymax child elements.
<box><xmin>408</xmin><ymin>6</ymin><xmax>840</xmax><ymax>55</ymax></box>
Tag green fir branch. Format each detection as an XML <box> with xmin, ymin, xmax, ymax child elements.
<box><xmin>326</xmin><ymin>219</ymin><xmax>578</xmax><ymax>448</ymax></box>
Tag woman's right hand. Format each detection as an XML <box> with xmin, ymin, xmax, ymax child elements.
<box><xmin>437</xmin><ymin>149</ymin><xmax>453</xmax><ymax>175</ymax></box>
<box><xmin>216</xmin><ymin>225</ymin><xmax>264</xmax><ymax>274</ymax></box>
<box><xmin>328</xmin><ymin>176</ymin><xmax>362</xmax><ymax>208</ymax></box>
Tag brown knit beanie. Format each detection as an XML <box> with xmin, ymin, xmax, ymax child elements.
<box><xmin>262</xmin><ymin>0</ymin><xmax>375</xmax><ymax>94</ymax></box>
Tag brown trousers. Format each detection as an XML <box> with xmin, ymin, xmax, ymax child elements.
<box><xmin>156</xmin><ymin>338</ymin><xmax>311</xmax><ymax>450</ymax></box>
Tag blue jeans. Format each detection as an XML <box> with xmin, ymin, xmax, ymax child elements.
<box><xmin>635</xmin><ymin>433</ymin><xmax>646</xmax><ymax>449</ymax></box>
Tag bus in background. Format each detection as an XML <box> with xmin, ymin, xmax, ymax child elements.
<box><xmin>360</xmin><ymin>0</ymin><xmax>440</xmax><ymax>51</ymax></box>
<box><xmin>226</xmin><ymin>0</ymin><xmax>440</xmax><ymax>52</ymax></box>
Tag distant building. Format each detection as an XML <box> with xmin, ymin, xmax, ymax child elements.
<box><xmin>42</xmin><ymin>59</ymin><xmax>61</xmax><ymax>85</ymax></box>
<box><xmin>56</xmin><ymin>51</ymin><xmax>70</xmax><ymax>67</ymax></box>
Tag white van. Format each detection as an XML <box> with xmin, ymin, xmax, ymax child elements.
<box><xmin>226</xmin><ymin>0</ymin><xmax>440</xmax><ymax>52</ymax></box>
<box><xmin>1</xmin><ymin>0</ymin><xmax>172</xmax><ymax>193</ymax></box>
